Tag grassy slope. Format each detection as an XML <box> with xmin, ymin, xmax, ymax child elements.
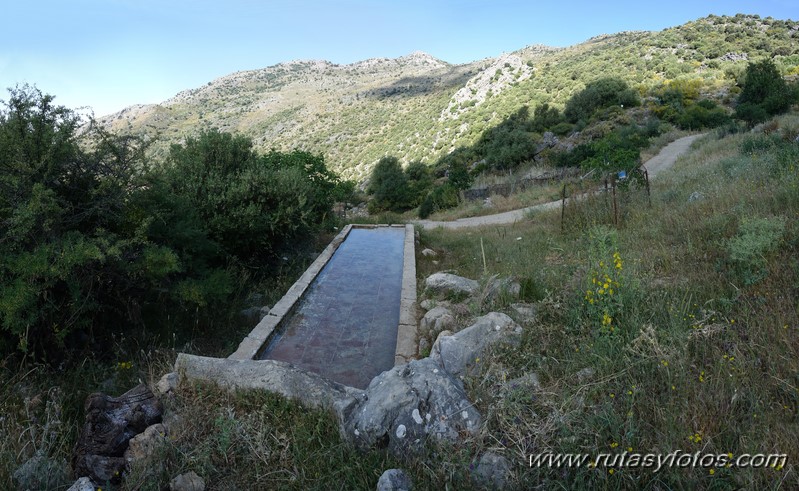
<box><xmin>417</xmin><ymin>112</ymin><xmax>799</xmax><ymax>489</ymax></box>
<box><xmin>101</xmin><ymin>14</ymin><xmax>799</xmax><ymax>181</ymax></box>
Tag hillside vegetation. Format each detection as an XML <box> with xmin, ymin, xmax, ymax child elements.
<box><xmin>101</xmin><ymin>14</ymin><xmax>799</xmax><ymax>180</ymax></box>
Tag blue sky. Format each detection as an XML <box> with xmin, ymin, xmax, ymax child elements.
<box><xmin>1</xmin><ymin>1</ymin><xmax>795</xmax><ymax>116</ymax></box>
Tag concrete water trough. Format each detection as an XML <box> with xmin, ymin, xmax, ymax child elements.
<box><xmin>227</xmin><ymin>224</ymin><xmax>417</xmax><ymax>389</ymax></box>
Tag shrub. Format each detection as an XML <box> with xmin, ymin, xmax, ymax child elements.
<box><xmin>726</xmin><ymin>216</ymin><xmax>786</xmax><ymax>285</ymax></box>
<box><xmin>735</xmin><ymin>59</ymin><xmax>797</xmax><ymax>125</ymax></box>
<box><xmin>418</xmin><ymin>184</ymin><xmax>460</xmax><ymax>218</ymax></box>
<box><xmin>564</xmin><ymin>78</ymin><xmax>640</xmax><ymax>124</ymax></box>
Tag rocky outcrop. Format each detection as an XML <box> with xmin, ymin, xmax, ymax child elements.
<box><xmin>342</xmin><ymin>357</ymin><xmax>480</xmax><ymax>454</ymax></box>
<box><xmin>431</xmin><ymin>312</ymin><xmax>522</xmax><ymax>379</ymax></box>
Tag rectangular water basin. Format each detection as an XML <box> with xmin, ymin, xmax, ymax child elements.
<box><xmin>228</xmin><ymin>224</ymin><xmax>416</xmax><ymax>389</ymax></box>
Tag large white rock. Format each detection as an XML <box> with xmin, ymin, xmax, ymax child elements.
<box><xmin>424</xmin><ymin>273</ymin><xmax>479</xmax><ymax>297</ymax></box>
<box><xmin>430</xmin><ymin>312</ymin><xmax>522</xmax><ymax>378</ymax></box>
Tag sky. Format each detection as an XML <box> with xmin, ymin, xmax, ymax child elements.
<box><xmin>1</xmin><ymin>0</ymin><xmax>795</xmax><ymax>116</ymax></box>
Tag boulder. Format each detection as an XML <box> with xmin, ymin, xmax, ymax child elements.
<box><xmin>71</xmin><ymin>384</ymin><xmax>163</xmax><ymax>484</ymax></box>
<box><xmin>424</xmin><ymin>273</ymin><xmax>479</xmax><ymax>297</ymax></box>
<box><xmin>418</xmin><ymin>306</ymin><xmax>454</xmax><ymax>339</ymax></box>
<box><xmin>471</xmin><ymin>452</ymin><xmax>511</xmax><ymax>490</ymax></box>
<box><xmin>377</xmin><ymin>468</ymin><xmax>413</xmax><ymax>491</ymax></box>
<box><xmin>344</xmin><ymin>357</ymin><xmax>480</xmax><ymax>454</ymax></box>
<box><xmin>170</xmin><ymin>471</ymin><xmax>205</xmax><ymax>491</ymax></box>
<box><xmin>430</xmin><ymin>313</ymin><xmax>522</xmax><ymax>379</ymax></box>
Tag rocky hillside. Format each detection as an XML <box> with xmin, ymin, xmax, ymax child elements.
<box><xmin>100</xmin><ymin>14</ymin><xmax>799</xmax><ymax>180</ymax></box>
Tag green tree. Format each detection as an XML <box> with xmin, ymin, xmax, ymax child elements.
<box><xmin>166</xmin><ymin>131</ymin><xmax>338</xmax><ymax>261</ymax></box>
<box><xmin>367</xmin><ymin>156</ymin><xmax>411</xmax><ymax>212</ymax></box>
<box><xmin>404</xmin><ymin>161</ymin><xmax>433</xmax><ymax>206</ymax></box>
<box><xmin>0</xmin><ymin>86</ymin><xmax>177</xmax><ymax>359</ymax></box>
<box><xmin>735</xmin><ymin>59</ymin><xmax>796</xmax><ymax>125</ymax></box>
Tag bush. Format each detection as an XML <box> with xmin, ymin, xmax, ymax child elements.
<box><xmin>0</xmin><ymin>87</ymin><xmax>170</xmax><ymax>358</ymax></box>
<box><xmin>418</xmin><ymin>185</ymin><xmax>460</xmax><ymax>219</ymax></box>
<box><xmin>726</xmin><ymin>216</ymin><xmax>786</xmax><ymax>285</ymax></box>
<box><xmin>0</xmin><ymin>88</ymin><xmax>340</xmax><ymax>361</ymax></box>
<box><xmin>564</xmin><ymin>78</ymin><xmax>640</xmax><ymax>124</ymax></box>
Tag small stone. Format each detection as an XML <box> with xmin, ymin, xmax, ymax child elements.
<box><xmin>67</xmin><ymin>477</ymin><xmax>96</xmax><ymax>491</ymax></box>
<box><xmin>421</xmin><ymin>248</ymin><xmax>437</xmax><ymax>257</ymax></box>
<box><xmin>418</xmin><ymin>337</ymin><xmax>431</xmax><ymax>356</ymax></box>
<box><xmin>425</xmin><ymin>272</ymin><xmax>479</xmax><ymax>297</ymax></box>
<box><xmin>396</xmin><ymin>424</ymin><xmax>407</xmax><ymax>438</ymax></box>
<box><xmin>419</xmin><ymin>299</ymin><xmax>436</xmax><ymax>311</ymax></box>
<box><xmin>471</xmin><ymin>452</ymin><xmax>511</xmax><ymax>490</ymax></box>
<box><xmin>170</xmin><ymin>471</ymin><xmax>205</xmax><ymax>491</ymax></box>
<box><xmin>510</xmin><ymin>303</ymin><xmax>537</xmax><ymax>324</ymax></box>
<box><xmin>576</xmin><ymin>367</ymin><xmax>595</xmax><ymax>383</ymax></box>
<box><xmin>418</xmin><ymin>306</ymin><xmax>454</xmax><ymax>338</ymax></box>
<box><xmin>688</xmin><ymin>191</ymin><xmax>704</xmax><ymax>202</ymax></box>
<box><xmin>156</xmin><ymin>372</ymin><xmax>178</xmax><ymax>395</ymax></box>
<box><xmin>259</xmin><ymin>305</ymin><xmax>271</xmax><ymax>320</ymax></box>
<box><xmin>504</xmin><ymin>372</ymin><xmax>540</xmax><ymax>394</ymax></box>
<box><xmin>377</xmin><ymin>468</ymin><xmax>413</xmax><ymax>491</ymax></box>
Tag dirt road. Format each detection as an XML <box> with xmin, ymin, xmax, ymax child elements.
<box><xmin>415</xmin><ymin>133</ymin><xmax>703</xmax><ymax>230</ymax></box>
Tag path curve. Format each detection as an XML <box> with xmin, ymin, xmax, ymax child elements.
<box><xmin>414</xmin><ymin>133</ymin><xmax>704</xmax><ymax>230</ymax></box>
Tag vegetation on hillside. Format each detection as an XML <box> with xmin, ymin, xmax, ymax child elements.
<box><xmin>371</xmin><ymin>57</ymin><xmax>795</xmax><ymax>218</ymax></box>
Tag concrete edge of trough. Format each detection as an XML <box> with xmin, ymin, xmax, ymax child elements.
<box><xmin>394</xmin><ymin>224</ymin><xmax>418</xmax><ymax>365</ymax></box>
<box><xmin>229</xmin><ymin>224</ymin><xmax>353</xmax><ymax>360</ymax></box>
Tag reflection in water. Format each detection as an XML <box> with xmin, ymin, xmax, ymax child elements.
<box><xmin>260</xmin><ymin>228</ymin><xmax>404</xmax><ymax>389</ymax></box>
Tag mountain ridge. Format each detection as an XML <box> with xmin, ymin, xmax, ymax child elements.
<box><xmin>99</xmin><ymin>14</ymin><xmax>799</xmax><ymax>180</ymax></box>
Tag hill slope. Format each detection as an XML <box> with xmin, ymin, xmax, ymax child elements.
<box><xmin>100</xmin><ymin>14</ymin><xmax>799</xmax><ymax>180</ymax></box>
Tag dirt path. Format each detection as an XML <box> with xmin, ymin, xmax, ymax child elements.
<box><xmin>415</xmin><ymin>133</ymin><xmax>704</xmax><ymax>230</ymax></box>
